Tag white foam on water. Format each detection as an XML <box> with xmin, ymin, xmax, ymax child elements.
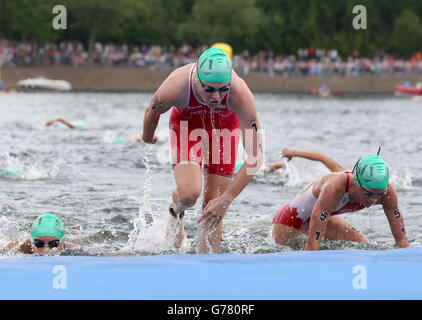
<box><xmin>283</xmin><ymin>160</ymin><xmax>330</xmax><ymax>187</ymax></box>
<box><xmin>0</xmin><ymin>214</ymin><xmax>26</xmax><ymax>256</ymax></box>
<box><xmin>123</xmin><ymin>199</ymin><xmax>193</xmax><ymax>254</ymax></box>
<box><xmin>123</xmin><ymin>144</ymin><xmax>191</xmax><ymax>254</ymax></box>
<box><xmin>0</xmin><ymin>151</ymin><xmax>62</xmax><ymax>180</ymax></box>
<box><xmin>101</xmin><ymin>130</ymin><xmax>118</xmax><ymax>144</ymax></box>
<box><xmin>22</xmin><ymin>159</ymin><xmax>62</xmax><ymax>180</ymax></box>
<box><xmin>390</xmin><ymin>164</ymin><xmax>413</xmax><ymax>190</ymax></box>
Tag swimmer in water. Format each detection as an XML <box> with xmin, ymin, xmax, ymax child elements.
<box><xmin>6</xmin><ymin>213</ymin><xmax>79</xmax><ymax>254</ymax></box>
<box><xmin>46</xmin><ymin>118</ymin><xmax>87</xmax><ymax>130</ymax></box>
<box><xmin>45</xmin><ymin>118</ymin><xmax>142</xmax><ymax>143</ymax></box>
<box><xmin>272</xmin><ymin>152</ymin><xmax>409</xmax><ymax>251</ymax></box>
<box><xmin>1</xmin><ymin>166</ymin><xmax>22</xmax><ymax>177</ymax></box>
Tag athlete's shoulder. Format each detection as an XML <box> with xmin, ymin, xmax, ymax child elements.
<box><xmin>230</xmin><ymin>70</ymin><xmax>250</xmax><ymax>92</ymax></box>
<box><xmin>164</xmin><ymin>63</ymin><xmax>193</xmax><ymax>84</ymax></box>
<box><xmin>155</xmin><ymin>63</ymin><xmax>193</xmax><ymax>106</ymax></box>
<box><xmin>313</xmin><ymin>173</ymin><xmax>348</xmax><ymax>209</ymax></box>
<box><xmin>318</xmin><ymin>172</ymin><xmax>348</xmax><ymax>194</ymax></box>
<box><xmin>227</xmin><ymin>70</ymin><xmax>256</xmax><ymax>112</ymax></box>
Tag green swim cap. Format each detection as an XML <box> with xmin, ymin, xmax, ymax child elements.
<box><xmin>197</xmin><ymin>47</ymin><xmax>232</xmax><ymax>83</ymax></box>
<box><xmin>2</xmin><ymin>166</ymin><xmax>22</xmax><ymax>177</ymax></box>
<box><xmin>76</xmin><ymin>125</ymin><xmax>86</xmax><ymax>131</ymax></box>
<box><xmin>354</xmin><ymin>154</ymin><xmax>389</xmax><ymax>189</ymax></box>
<box><xmin>30</xmin><ymin>213</ymin><xmax>65</xmax><ymax>241</ymax></box>
<box><xmin>114</xmin><ymin>137</ymin><xmax>128</xmax><ymax>144</ymax></box>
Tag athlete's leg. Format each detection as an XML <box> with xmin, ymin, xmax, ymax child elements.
<box><xmin>272</xmin><ymin>223</ymin><xmax>303</xmax><ymax>245</ymax></box>
<box><xmin>171</xmin><ymin>162</ymin><xmax>202</xmax><ymax>211</ymax></box>
<box><xmin>166</xmin><ymin>161</ymin><xmax>202</xmax><ymax>248</ymax></box>
<box><xmin>195</xmin><ymin>119</ymin><xmax>239</xmax><ymax>253</ymax></box>
<box><xmin>324</xmin><ymin>215</ymin><xmax>368</xmax><ymax>242</ymax></box>
<box><xmin>196</xmin><ymin>173</ymin><xmax>231</xmax><ymax>254</ymax></box>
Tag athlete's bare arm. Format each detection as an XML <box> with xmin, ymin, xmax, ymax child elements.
<box><xmin>225</xmin><ymin>72</ymin><xmax>264</xmax><ymax>198</ymax></box>
<box><xmin>142</xmin><ymin>65</ymin><xmax>191</xmax><ymax>143</ymax></box>
<box><xmin>45</xmin><ymin>118</ymin><xmax>76</xmax><ymax>129</ymax></box>
<box><xmin>306</xmin><ymin>175</ymin><xmax>346</xmax><ymax>250</ymax></box>
<box><xmin>264</xmin><ymin>161</ymin><xmax>286</xmax><ymax>173</ymax></box>
<box><xmin>282</xmin><ymin>148</ymin><xmax>346</xmax><ymax>172</ymax></box>
<box><xmin>378</xmin><ymin>184</ymin><xmax>409</xmax><ymax>248</ymax></box>
<box><xmin>6</xmin><ymin>238</ymin><xmax>32</xmax><ymax>254</ymax></box>
<box><xmin>197</xmin><ymin>72</ymin><xmax>263</xmax><ymax>230</ymax></box>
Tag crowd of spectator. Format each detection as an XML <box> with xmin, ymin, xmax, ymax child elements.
<box><xmin>1</xmin><ymin>39</ymin><xmax>422</xmax><ymax>77</ymax></box>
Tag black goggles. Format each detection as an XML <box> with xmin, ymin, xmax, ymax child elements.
<box><xmin>33</xmin><ymin>239</ymin><xmax>60</xmax><ymax>248</ymax></box>
<box><xmin>196</xmin><ymin>69</ymin><xmax>230</xmax><ymax>93</ymax></box>
<box><xmin>360</xmin><ymin>188</ymin><xmax>387</xmax><ymax>197</ymax></box>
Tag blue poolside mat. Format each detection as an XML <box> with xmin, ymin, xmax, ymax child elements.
<box><xmin>0</xmin><ymin>247</ymin><xmax>421</xmax><ymax>300</ymax></box>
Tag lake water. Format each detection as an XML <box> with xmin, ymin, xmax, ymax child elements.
<box><xmin>0</xmin><ymin>91</ymin><xmax>420</xmax><ymax>256</ymax></box>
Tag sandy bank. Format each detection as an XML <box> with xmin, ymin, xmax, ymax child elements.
<box><xmin>3</xmin><ymin>66</ymin><xmax>420</xmax><ymax>94</ymax></box>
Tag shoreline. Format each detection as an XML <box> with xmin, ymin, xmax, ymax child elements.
<box><xmin>3</xmin><ymin>66</ymin><xmax>421</xmax><ymax>94</ymax></box>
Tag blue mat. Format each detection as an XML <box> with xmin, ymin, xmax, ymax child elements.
<box><xmin>1</xmin><ymin>247</ymin><xmax>421</xmax><ymax>300</ymax></box>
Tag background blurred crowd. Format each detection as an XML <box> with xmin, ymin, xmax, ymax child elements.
<box><xmin>2</xmin><ymin>39</ymin><xmax>422</xmax><ymax>77</ymax></box>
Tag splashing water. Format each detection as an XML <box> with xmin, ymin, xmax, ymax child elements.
<box><xmin>123</xmin><ymin>144</ymin><xmax>189</xmax><ymax>254</ymax></box>
<box><xmin>0</xmin><ymin>151</ymin><xmax>62</xmax><ymax>180</ymax></box>
<box><xmin>124</xmin><ymin>144</ymin><xmax>153</xmax><ymax>252</ymax></box>
<box><xmin>368</xmin><ymin>204</ymin><xmax>375</xmax><ymax>232</ymax></box>
<box><xmin>284</xmin><ymin>161</ymin><xmax>330</xmax><ymax>187</ymax></box>
<box><xmin>0</xmin><ymin>213</ymin><xmax>24</xmax><ymax>256</ymax></box>
<box><xmin>102</xmin><ymin>130</ymin><xmax>118</xmax><ymax>144</ymax></box>
<box><xmin>390</xmin><ymin>165</ymin><xmax>413</xmax><ymax>190</ymax></box>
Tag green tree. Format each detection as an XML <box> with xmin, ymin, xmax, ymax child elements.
<box><xmin>178</xmin><ymin>0</ymin><xmax>262</xmax><ymax>53</ymax></box>
<box><xmin>254</xmin><ymin>0</ymin><xmax>309</xmax><ymax>55</ymax></box>
<box><xmin>143</xmin><ymin>0</ymin><xmax>194</xmax><ymax>46</ymax></box>
<box><xmin>118</xmin><ymin>0</ymin><xmax>151</xmax><ymax>45</ymax></box>
<box><xmin>390</xmin><ymin>9</ymin><xmax>422</xmax><ymax>58</ymax></box>
<box><xmin>4</xmin><ymin>0</ymin><xmax>61</xmax><ymax>42</ymax></box>
<box><xmin>0</xmin><ymin>0</ymin><xmax>9</xmax><ymax>38</ymax></box>
<box><xmin>2</xmin><ymin>0</ymin><xmax>422</xmax><ymax>59</ymax></box>
<box><xmin>64</xmin><ymin>0</ymin><xmax>144</xmax><ymax>63</ymax></box>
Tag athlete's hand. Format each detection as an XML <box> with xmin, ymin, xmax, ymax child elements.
<box><xmin>395</xmin><ymin>236</ymin><xmax>409</xmax><ymax>248</ymax></box>
<box><xmin>143</xmin><ymin>134</ymin><xmax>158</xmax><ymax>144</ymax></box>
<box><xmin>197</xmin><ymin>194</ymin><xmax>233</xmax><ymax>230</ymax></box>
<box><xmin>281</xmin><ymin>148</ymin><xmax>295</xmax><ymax>161</ymax></box>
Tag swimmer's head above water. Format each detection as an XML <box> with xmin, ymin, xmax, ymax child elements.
<box><xmin>353</xmin><ymin>154</ymin><xmax>389</xmax><ymax>190</ymax></box>
<box><xmin>196</xmin><ymin>47</ymin><xmax>232</xmax><ymax>108</ymax></box>
<box><xmin>30</xmin><ymin>213</ymin><xmax>65</xmax><ymax>253</ymax></box>
<box><xmin>197</xmin><ymin>47</ymin><xmax>232</xmax><ymax>83</ymax></box>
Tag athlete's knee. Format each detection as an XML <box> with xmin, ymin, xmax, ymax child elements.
<box><xmin>355</xmin><ymin>233</ymin><xmax>369</xmax><ymax>242</ymax></box>
<box><xmin>348</xmin><ymin>225</ymin><xmax>368</xmax><ymax>242</ymax></box>
<box><xmin>273</xmin><ymin>234</ymin><xmax>285</xmax><ymax>245</ymax></box>
<box><xmin>177</xmin><ymin>187</ymin><xmax>201</xmax><ymax>207</ymax></box>
<box><xmin>272</xmin><ymin>224</ymin><xmax>290</xmax><ymax>245</ymax></box>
